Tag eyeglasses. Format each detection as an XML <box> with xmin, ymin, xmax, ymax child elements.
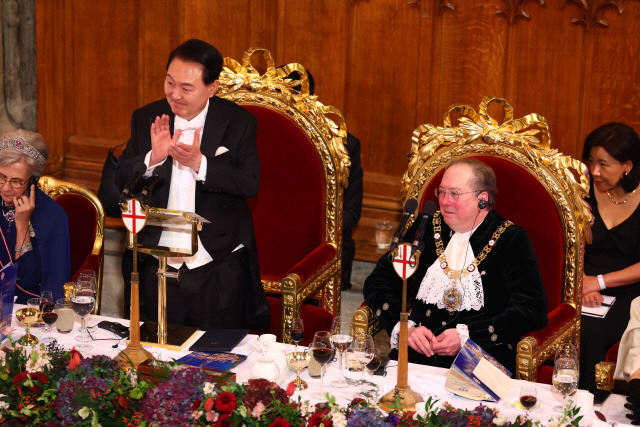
<box><xmin>434</xmin><ymin>188</ymin><xmax>479</xmax><ymax>201</ymax></box>
<box><xmin>0</xmin><ymin>173</ymin><xmax>28</xmax><ymax>189</ymax></box>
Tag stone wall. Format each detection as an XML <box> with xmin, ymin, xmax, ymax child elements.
<box><xmin>0</xmin><ymin>0</ymin><xmax>36</xmax><ymax>133</ymax></box>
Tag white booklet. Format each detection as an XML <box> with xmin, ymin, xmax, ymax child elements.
<box><xmin>582</xmin><ymin>295</ymin><xmax>616</xmax><ymax>318</ymax></box>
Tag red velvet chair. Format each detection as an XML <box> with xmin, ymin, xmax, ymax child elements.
<box><xmin>39</xmin><ymin>176</ymin><xmax>105</xmax><ymax>314</ymax></box>
<box><xmin>354</xmin><ymin>97</ymin><xmax>593</xmax><ymax>382</ymax></box>
<box><xmin>218</xmin><ymin>49</ymin><xmax>351</xmax><ymax>342</ymax></box>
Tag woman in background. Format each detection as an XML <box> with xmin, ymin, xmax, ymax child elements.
<box><xmin>0</xmin><ymin>129</ymin><xmax>70</xmax><ymax>303</ymax></box>
<box><xmin>581</xmin><ymin>122</ymin><xmax>640</xmax><ymax>390</ymax></box>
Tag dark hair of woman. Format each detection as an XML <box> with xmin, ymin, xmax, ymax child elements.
<box><xmin>582</xmin><ymin>122</ymin><xmax>640</xmax><ymax>193</ymax></box>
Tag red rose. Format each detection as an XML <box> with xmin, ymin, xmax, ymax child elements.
<box><xmin>204</xmin><ymin>396</ymin><xmax>214</xmax><ymax>412</ymax></box>
<box><xmin>13</xmin><ymin>372</ymin><xmax>49</xmax><ymax>392</ymax></box>
<box><xmin>215</xmin><ymin>413</ymin><xmax>232</xmax><ymax>426</ymax></box>
<box><xmin>286</xmin><ymin>381</ymin><xmax>295</xmax><ymax>396</ymax></box>
<box><xmin>192</xmin><ymin>398</ymin><xmax>202</xmax><ymax>411</ymax></box>
<box><xmin>215</xmin><ymin>391</ymin><xmax>237</xmax><ymax>412</ymax></box>
<box><xmin>350</xmin><ymin>398</ymin><xmax>365</xmax><ymax>406</ymax></box>
<box><xmin>269</xmin><ymin>416</ymin><xmax>291</xmax><ymax>427</ymax></box>
<box><xmin>307</xmin><ymin>411</ymin><xmax>331</xmax><ymax>427</ymax></box>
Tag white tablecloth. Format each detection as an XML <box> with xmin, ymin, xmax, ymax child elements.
<box><xmin>9</xmin><ymin>307</ymin><xmax>631</xmax><ymax>426</ymax></box>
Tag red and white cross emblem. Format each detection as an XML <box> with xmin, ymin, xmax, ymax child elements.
<box><xmin>392</xmin><ymin>243</ymin><xmax>418</xmax><ymax>279</ymax></box>
<box><xmin>122</xmin><ymin>199</ymin><xmax>147</xmax><ymax>234</ymax></box>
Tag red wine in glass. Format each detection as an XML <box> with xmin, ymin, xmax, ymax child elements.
<box><xmin>290</xmin><ymin>328</ymin><xmax>304</xmax><ymax>343</ymax></box>
<box><xmin>42</xmin><ymin>310</ymin><xmax>58</xmax><ymax>326</ymax></box>
<box><xmin>312</xmin><ymin>347</ymin><xmax>333</xmax><ymax>365</ymax></box>
<box><xmin>520</xmin><ymin>395</ymin><xmax>537</xmax><ymax>410</ymax></box>
<box><xmin>366</xmin><ymin>355</ymin><xmax>381</xmax><ymax>372</ymax></box>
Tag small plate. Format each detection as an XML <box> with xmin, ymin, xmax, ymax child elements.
<box><xmin>511</xmin><ymin>398</ymin><xmax>540</xmax><ymax>411</ymax></box>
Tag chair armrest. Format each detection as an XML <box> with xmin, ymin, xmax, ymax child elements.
<box><xmin>285</xmin><ymin>243</ymin><xmax>336</xmax><ymax>285</ymax></box>
<box><xmin>595</xmin><ymin>361</ymin><xmax>616</xmax><ymax>391</ymax></box>
<box><xmin>353</xmin><ymin>302</ymin><xmax>384</xmax><ymax>337</ymax></box>
<box><xmin>516</xmin><ymin>303</ymin><xmax>578</xmax><ymax>382</ymax></box>
<box><xmin>524</xmin><ymin>303</ymin><xmax>576</xmax><ymax>347</ymax></box>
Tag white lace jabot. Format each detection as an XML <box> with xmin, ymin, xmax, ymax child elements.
<box><xmin>416</xmin><ymin>228</ymin><xmax>484</xmax><ymax>312</ymax></box>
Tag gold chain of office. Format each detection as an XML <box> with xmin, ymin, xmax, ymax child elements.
<box><xmin>432</xmin><ymin>211</ymin><xmax>512</xmax><ymax>280</ymax></box>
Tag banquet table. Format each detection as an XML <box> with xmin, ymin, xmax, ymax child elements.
<box><xmin>8</xmin><ymin>307</ymin><xmax>631</xmax><ymax>426</ymax></box>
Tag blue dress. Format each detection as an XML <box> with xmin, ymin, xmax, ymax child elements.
<box><xmin>0</xmin><ymin>188</ymin><xmax>71</xmax><ymax>304</ymax></box>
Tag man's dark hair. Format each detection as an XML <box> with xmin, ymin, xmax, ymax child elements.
<box><xmin>167</xmin><ymin>39</ymin><xmax>223</xmax><ymax>85</ymax></box>
<box><xmin>582</xmin><ymin>122</ymin><xmax>640</xmax><ymax>193</ymax></box>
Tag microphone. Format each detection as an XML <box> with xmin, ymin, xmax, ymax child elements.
<box><xmin>120</xmin><ymin>162</ymin><xmax>147</xmax><ymax>202</ymax></box>
<box><xmin>389</xmin><ymin>198</ymin><xmax>418</xmax><ymax>254</ymax></box>
<box><xmin>410</xmin><ymin>200</ymin><xmax>437</xmax><ymax>257</ymax></box>
<box><xmin>139</xmin><ymin>166</ymin><xmax>166</xmax><ymax>203</ymax></box>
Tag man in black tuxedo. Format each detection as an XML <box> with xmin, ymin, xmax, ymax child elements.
<box><xmin>116</xmin><ymin>39</ymin><xmax>268</xmax><ymax>330</ymax></box>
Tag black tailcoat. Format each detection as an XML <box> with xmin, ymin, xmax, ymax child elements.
<box><xmin>363</xmin><ymin>209</ymin><xmax>548</xmax><ymax>372</ymax></box>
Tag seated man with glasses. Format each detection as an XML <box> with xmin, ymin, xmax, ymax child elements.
<box><xmin>363</xmin><ymin>158</ymin><xmax>548</xmax><ymax>372</ymax></box>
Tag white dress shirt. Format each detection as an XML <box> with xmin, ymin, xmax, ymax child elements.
<box><xmin>145</xmin><ymin>101</ymin><xmax>212</xmax><ymax>270</ymax></box>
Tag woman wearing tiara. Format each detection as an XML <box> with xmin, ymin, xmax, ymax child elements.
<box><xmin>0</xmin><ymin>129</ymin><xmax>70</xmax><ymax>303</ymax></box>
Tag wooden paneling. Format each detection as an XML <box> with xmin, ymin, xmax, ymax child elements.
<box><xmin>35</xmin><ymin>0</ymin><xmax>640</xmax><ymax>261</ymax></box>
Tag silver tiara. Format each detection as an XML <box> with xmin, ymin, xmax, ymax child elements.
<box><xmin>0</xmin><ymin>136</ymin><xmax>46</xmax><ymax>165</ymax></box>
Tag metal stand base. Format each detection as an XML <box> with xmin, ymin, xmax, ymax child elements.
<box><xmin>134</xmin><ymin>321</ymin><xmax>199</xmax><ymax>352</ymax></box>
<box><xmin>379</xmin><ymin>385</ymin><xmax>424</xmax><ymax>412</ymax></box>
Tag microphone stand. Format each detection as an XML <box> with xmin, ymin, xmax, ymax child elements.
<box><xmin>379</xmin><ymin>243</ymin><xmax>424</xmax><ymax>412</ymax></box>
<box><xmin>116</xmin><ymin>198</ymin><xmax>154</xmax><ymax>368</ymax></box>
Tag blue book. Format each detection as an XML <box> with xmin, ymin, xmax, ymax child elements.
<box><xmin>178</xmin><ymin>351</ymin><xmax>247</xmax><ymax>372</ymax></box>
<box><xmin>446</xmin><ymin>338</ymin><xmax>513</xmax><ymax>402</ymax></box>
<box><xmin>0</xmin><ymin>264</ymin><xmax>17</xmax><ymax>342</ymax></box>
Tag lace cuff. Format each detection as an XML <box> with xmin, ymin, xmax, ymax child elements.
<box><xmin>390</xmin><ymin>320</ymin><xmax>416</xmax><ymax>349</ymax></box>
<box><xmin>456</xmin><ymin>324</ymin><xmax>469</xmax><ymax>348</ymax></box>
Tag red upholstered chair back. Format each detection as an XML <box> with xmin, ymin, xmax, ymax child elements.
<box><xmin>422</xmin><ymin>156</ymin><xmax>564</xmax><ymax>309</ymax></box>
<box><xmin>55</xmin><ymin>193</ymin><xmax>98</xmax><ymax>276</ymax></box>
<box><xmin>244</xmin><ymin>105</ymin><xmax>326</xmax><ymax>282</ymax></box>
<box><xmin>217</xmin><ymin>49</ymin><xmax>350</xmax><ymax>341</ymax></box>
<box><xmin>39</xmin><ymin>176</ymin><xmax>105</xmax><ymax>314</ymax></box>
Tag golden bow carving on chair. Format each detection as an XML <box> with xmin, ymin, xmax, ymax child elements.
<box><xmin>404</xmin><ymin>96</ymin><xmax>593</xmax><ymax>245</ymax></box>
<box><xmin>219</xmin><ymin>47</ymin><xmax>351</xmax><ymax>188</ymax></box>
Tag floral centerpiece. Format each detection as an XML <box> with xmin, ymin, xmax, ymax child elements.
<box><xmin>0</xmin><ymin>335</ymin><xmax>584</xmax><ymax>426</ymax></box>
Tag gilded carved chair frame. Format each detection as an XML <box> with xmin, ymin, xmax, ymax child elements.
<box><xmin>39</xmin><ymin>176</ymin><xmax>105</xmax><ymax>314</ymax></box>
<box><xmin>354</xmin><ymin>96</ymin><xmax>593</xmax><ymax>381</ymax></box>
<box><xmin>217</xmin><ymin>48</ymin><xmax>350</xmax><ymax>342</ymax></box>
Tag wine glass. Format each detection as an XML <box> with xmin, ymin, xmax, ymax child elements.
<box><xmin>329</xmin><ymin>316</ymin><xmax>353</xmax><ymax>388</ymax></box>
<box><xmin>16</xmin><ymin>298</ymin><xmax>41</xmax><ymax>345</ymax></box>
<box><xmin>552</xmin><ymin>343</ymin><xmax>579</xmax><ymax>412</ymax></box>
<box><xmin>73</xmin><ymin>280</ymin><xmax>95</xmax><ymax>350</ymax></box>
<box><xmin>310</xmin><ymin>331</ymin><xmax>332</xmax><ymax>400</ymax></box>
<box><xmin>40</xmin><ymin>301</ymin><xmax>58</xmax><ymax>344</ymax></box>
<box><xmin>353</xmin><ymin>334</ymin><xmax>375</xmax><ymax>382</ymax></box>
<box><xmin>286</xmin><ymin>347</ymin><xmax>311</xmax><ymax>391</ymax></box>
<box><xmin>76</xmin><ymin>271</ymin><xmax>97</xmax><ymax>334</ymax></box>
<box><xmin>519</xmin><ymin>384</ymin><xmax>537</xmax><ymax>415</ymax></box>
<box><xmin>290</xmin><ymin>317</ymin><xmax>304</xmax><ymax>351</ymax></box>
<box><xmin>365</xmin><ymin>348</ymin><xmax>381</xmax><ymax>378</ymax></box>
<box><xmin>39</xmin><ymin>291</ymin><xmax>54</xmax><ymax>334</ymax></box>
